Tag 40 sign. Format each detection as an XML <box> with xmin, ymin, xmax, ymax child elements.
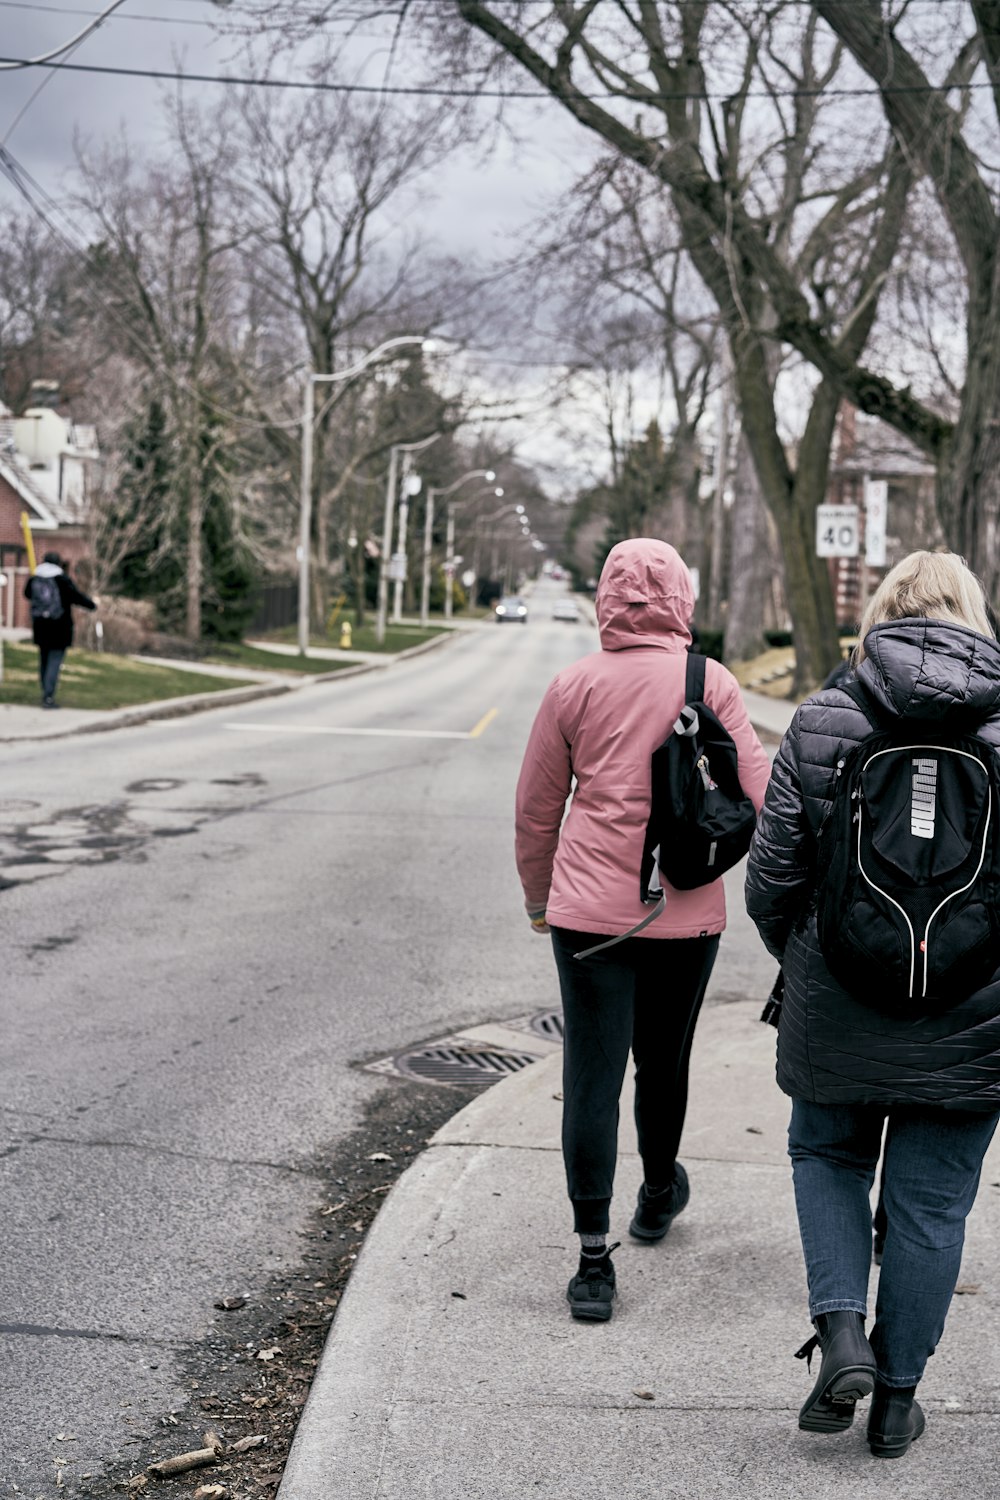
<box><xmin>816</xmin><ymin>504</ymin><xmax>860</xmax><ymax>558</ymax></box>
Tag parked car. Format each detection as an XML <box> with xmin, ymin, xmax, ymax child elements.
<box><xmin>495</xmin><ymin>595</ymin><xmax>528</xmax><ymax>623</ymax></box>
<box><xmin>552</xmin><ymin>598</ymin><xmax>581</xmax><ymax>622</ymax></box>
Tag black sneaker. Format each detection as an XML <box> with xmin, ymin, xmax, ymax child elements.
<box><xmin>566</xmin><ymin>1242</ymin><xmax>620</xmax><ymax>1322</ymax></box>
<box><xmin>628</xmin><ymin>1164</ymin><xmax>690</xmax><ymax>1242</ymax></box>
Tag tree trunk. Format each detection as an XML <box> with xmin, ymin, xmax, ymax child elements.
<box><xmin>724</xmin><ymin>430</ymin><xmax>773</xmax><ymax>662</ymax></box>
<box><xmin>732</xmin><ymin>340</ymin><xmax>840</xmax><ymax>693</ymax></box>
<box><xmin>943</xmin><ymin>281</ymin><xmax>1000</xmax><ymax>606</ymax></box>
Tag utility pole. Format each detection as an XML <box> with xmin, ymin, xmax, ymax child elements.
<box><xmin>375</xmin><ymin>445</ymin><xmax>401</xmax><ymax>646</ymax></box>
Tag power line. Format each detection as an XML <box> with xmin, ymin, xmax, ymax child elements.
<box><xmin>0</xmin><ymin>0</ymin><xmax>130</xmax><ymax>71</ymax></box>
<box><xmin>0</xmin><ymin>51</ymin><xmax>993</xmax><ymax>102</ymax></box>
<box><xmin>0</xmin><ymin>1</ymin><xmax>240</xmax><ymax>27</ymax></box>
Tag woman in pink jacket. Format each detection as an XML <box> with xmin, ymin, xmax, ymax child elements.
<box><xmin>515</xmin><ymin>538</ymin><xmax>771</xmax><ymax>1321</ymax></box>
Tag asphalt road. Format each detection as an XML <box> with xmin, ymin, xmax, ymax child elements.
<box><xmin>0</xmin><ymin>582</ymin><xmax>595</xmax><ymax>1496</ymax></box>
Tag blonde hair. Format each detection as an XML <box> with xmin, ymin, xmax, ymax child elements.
<box><xmin>855</xmin><ymin>550</ymin><xmax>995</xmax><ymax>663</ymax></box>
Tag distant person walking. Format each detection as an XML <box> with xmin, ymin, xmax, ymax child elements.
<box><xmin>24</xmin><ymin>552</ymin><xmax>96</xmax><ymax>708</ymax></box>
<box><xmin>746</xmin><ymin>551</ymin><xmax>1000</xmax><ymax>1458</ymax></box>
<box><xmin>515</xmin><ymin>538</ymin><xmax>771</xmax><ymax>1322</ymax></box>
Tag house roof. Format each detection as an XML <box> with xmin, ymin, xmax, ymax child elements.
<box><xmin>0</xmin><ymin>451</ymin><xmax>61</xmax><ymax>528</ymax></box>
<box><xmin>833</xmin><ymin>415</ymin><xmax>936</xmax><ymax>480</ymax></box>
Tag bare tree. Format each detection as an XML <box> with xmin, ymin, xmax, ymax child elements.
<box><xmin>76</xmin><ymin>106</ymin><xmax>242</xmax><ymax>640</ymax></box>
<box><xmin>427</xmin><ymin>1</ymin><xmax>917</xmax><ymax>688</ymax></box>
<box><xmin>231</xmin><ymin>83</ymin><xmax>461</xmax><ymax>625</ymax></box>
<box><xmin>811</xmin><ymin>1</ymin><xmax>1000</xmax><ymax>589</ymax></box>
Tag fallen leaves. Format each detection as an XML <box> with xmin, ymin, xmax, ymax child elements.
<box><xmin>367</xmin><ymin>1152</ymin><xmax>392</xmax><ymax>1162</ymax></box>
<box><xmin>193</xmin><ymin>1488</ymin><xmax>228</xmax><ymax>1500</ymax></box>
<box><xmin>230</xmin><ymin>1435</ymin><xmax>267</xmax><ymax>1454</ymax></box>
<box><xmin>256</xmin><ymin>1347</ymin><xmax>282</xmax><ymax>1362</ymax></box>
<box><xmin>214</xmin><ymin>1296</ymin><xmax>247</xmax><ymax>1312</ymax></box>
<box><xmin>632</xmin><ymin>1389</ymin><xmax>655</xmax><ymax>1401</ymax></box>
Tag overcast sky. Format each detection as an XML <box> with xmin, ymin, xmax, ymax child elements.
<box><xmin>0</xmin><ymin>1</ymin><xmax>583</xmax><ymax>259</ymax></box>
<box><xmin>0</xmin><ymin>2</ymin><xmax>606</xmax><ymax>489</ymax></box>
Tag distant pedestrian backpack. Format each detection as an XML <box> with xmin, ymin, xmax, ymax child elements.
<box><xmin>574</xmin><ymin>653</ymin><xmax>757</xmax><ymax>959</ymax></box>
<box><xmin>30</xmin><ymin>574</ymin><xmax>64</xmax><ymax>622</ymax></box>
<box><xmin>815</xmin><ymin>681</ymin><xmax>1000</xmax><ymax>1012</ymax></box>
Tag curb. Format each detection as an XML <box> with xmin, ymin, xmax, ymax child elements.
<box><xmin>0</xmin><ymin>629</ymin><xmax>458</xmax><ymax>743</ymax></box>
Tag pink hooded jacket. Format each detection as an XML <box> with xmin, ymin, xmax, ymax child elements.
<box><xmin>515</xmin><ymin>539</ymin><xmax>772</xmax><ymax>939</ymax></box>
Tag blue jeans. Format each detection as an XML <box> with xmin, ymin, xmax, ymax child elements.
<box><xmin>39</xmin><ymin>646</ymin><xmax>65</xmax><ymax>702</ymax></box>
<box><xmin>789</xmin><ymin>1099</ymin><xmax>999</xmax><ymax>1386</ymax></box>
<box><xmin>551</xmin><ymin>927</ymin><xmax>720</xmax><ymax>1235</ymax></box>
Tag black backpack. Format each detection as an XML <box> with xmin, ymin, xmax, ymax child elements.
<box><xmin>815</xmin><ymin>681</ymin><xmax>1000</xmax><ymax>1012</ymax></box>
<box><xmin>30</xmin><ymin>574</ymin><xmax>64</xmax><ymax>622</ymax></box>
<box><xmin>574</xmin><ymin>653</ymin><xmax>757</xmax><ymax>959</ymax></box>
<box><xmin>641</xmin><ymin>652</ymin><xmax>758</xmax><ymax>898</ymax></box>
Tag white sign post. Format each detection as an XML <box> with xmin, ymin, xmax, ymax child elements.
<box><xmin>864</xmin><ymin>477</ymin><xmax>888</xmax><ymax>568</ymax></box>
<box><xmin>816</xmin><ymin>504</ymin><xmax>860</xmax><ymax>558</ymax></box>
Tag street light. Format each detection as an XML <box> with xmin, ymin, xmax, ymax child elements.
<box><xmin>445</xmin><ymin>486</ymin><xmax>503</xmax><ymax>620</ymax></box>
<box><xmin>421</xmin><ymin>469</ymin><xmax>496</xmax><ymax>627</ymax></box>
<box><xmin>298</xmin><ymin>334</ymin><xmax>430</xmax><ymax>656</ymax></box>
<box><xmin>375</xmin><ymin>430</ymin><xmax>441</xmax><ymax>645</ymax></box>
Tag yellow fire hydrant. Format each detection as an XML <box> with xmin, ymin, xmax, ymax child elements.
<box><xmin>339</xmin><ymin>620</ymin><xmax>353</xmax><ymax>649</ymax></box>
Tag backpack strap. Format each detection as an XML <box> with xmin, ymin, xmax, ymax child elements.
<box><xmin>836</xmin><ymin>677</ymin><xmax>886</xmax><ymax>733</ymax></box>
<box><xmin>637</xmin><ymin>650</ymin><xmax>708</xmax><ymax>907</ymax></box>
<box><xmin>685</xmin><ymin>650</ymin><xmax>706</xmax><ymax>705</ymax></box>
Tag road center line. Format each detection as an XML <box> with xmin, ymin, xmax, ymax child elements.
<box><xmin>468</xmin><ymin>707</ymin><xmax>499</xmax><ymax>738</ymax></box>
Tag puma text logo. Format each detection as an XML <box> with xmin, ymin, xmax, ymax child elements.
<box><xmin>911</xmin><ymin>757</ymin><xmax>938</xmax><ymax>839</ymax></box>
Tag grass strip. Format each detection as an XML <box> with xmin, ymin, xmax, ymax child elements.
<box><xmin>0</xmin><ymin>643</ymin><xmax>248</xmax><ymax>710</ymax></box>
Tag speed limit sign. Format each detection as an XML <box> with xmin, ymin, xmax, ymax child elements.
<box><xmin>816</xmin><ymin>504</ymin><xmax>860</xmax><ymax>558</ymax></box>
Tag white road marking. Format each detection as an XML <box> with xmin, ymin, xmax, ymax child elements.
<box><xmin>225</xmin><ymin>723</ymin><xmax>475</xmax><ymax>740</ymax></box>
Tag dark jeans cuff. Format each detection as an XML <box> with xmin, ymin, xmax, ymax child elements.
<box><xmin>572</xmin><ymin>1197</ymin><xmax>611</xmax><ymax>1235</ymax></box>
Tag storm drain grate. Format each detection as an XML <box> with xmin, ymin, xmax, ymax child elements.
<box><xmin>394</xmin><ymin>1044</ymin><xmax>539</xmax><ymax>1090</ymax></box>
<box><xmin>529</xmin><ymin>1010</ymin><xmax>564</xmax><ymax>1042</ymax></box>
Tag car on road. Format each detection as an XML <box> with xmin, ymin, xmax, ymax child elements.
<box><xmin>495</xmin><ymin>595</ymin><xmax>528</xmax><ymax>623</ymax></box>
<box><xmin>552</xmin><ymin>598</ymin><xmax>581</xmax><ymax>622</ymax></box>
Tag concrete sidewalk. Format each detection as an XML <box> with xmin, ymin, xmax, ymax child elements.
<box><xmin>280</xmin><ymin>890</ymin><xmax>1000</xmax><ymax>1500</ymax></box>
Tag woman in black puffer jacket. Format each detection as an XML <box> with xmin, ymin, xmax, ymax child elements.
<box><xmin>746</xmin><ymin>551</ymin><xmax>1000</xmax><ymax>1459</ymax></box>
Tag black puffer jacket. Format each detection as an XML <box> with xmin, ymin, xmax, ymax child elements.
<box><xmin>745</xmin><ymin>617</ymin><xmax>1000</xmax><ymax>1111</ymax></box>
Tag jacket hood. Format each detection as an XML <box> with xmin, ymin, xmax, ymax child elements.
<box><xmin>857</xmin><ymin>617</ymin><xmax>1000</xmax><ymax>724</ymax></box>
<box><xmin>34</xmin><ymin>561</ymin><xmax>63</xmax><ymax>578</ymax></box>
<box><xmin>596</xmin><ymin>538</ymin><xmax>694</xmax><ymax>652</ymax></box>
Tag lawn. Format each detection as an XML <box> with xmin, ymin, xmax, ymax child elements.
<box><xmin>730</xmin><ymin>646</ymin><xmax>796</xmax><ymax>698</ymax></box>
<box><xmin>730</xmin><ymin>640</ymin><xmax>856</xmax><ymax>699</ymax></box>
<box><xmin>202</xmin><ymin>642</ymin><xmax>356</xmax><ymax>675</ymax></box>
<box><xmin>0</xmin><ymin>643</ymin><xmax>248</xmax><ymax>711</ymax></box>
<box><xmin>255</xmin><ymin>621</ymin><xmax>452</xmax><ymax>654</ymax></box>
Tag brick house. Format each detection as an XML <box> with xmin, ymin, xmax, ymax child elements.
<box><xmin>825</xmin><ymin>406</ymin><xmax>940</xmax><ymax>629</ymax></box>
<box><xmin>0</xmin><ymin>396</ymin><xmax>99</xmax><ymax>629</ymax></box>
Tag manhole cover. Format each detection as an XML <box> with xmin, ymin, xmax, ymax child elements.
<box><xmin>529</xmin><ymin>1010</ymin><xmax>564</xmax><ymax>1041</ymax></box>
<box><xmin>394</xmin><ymin>1045</ymin><xmax>539</xmax><ymax>1090</ymax></box>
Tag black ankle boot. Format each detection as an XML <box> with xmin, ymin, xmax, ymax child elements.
<box><xmin>796</xmin><ymin>1311</ymin><xmax>877</xmax><ymax>1432</ymax></box>
<box><xmin>867</xmin><ymin>1383</ymin><xmax>925</xmax><ymax>1458</ymax></box>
